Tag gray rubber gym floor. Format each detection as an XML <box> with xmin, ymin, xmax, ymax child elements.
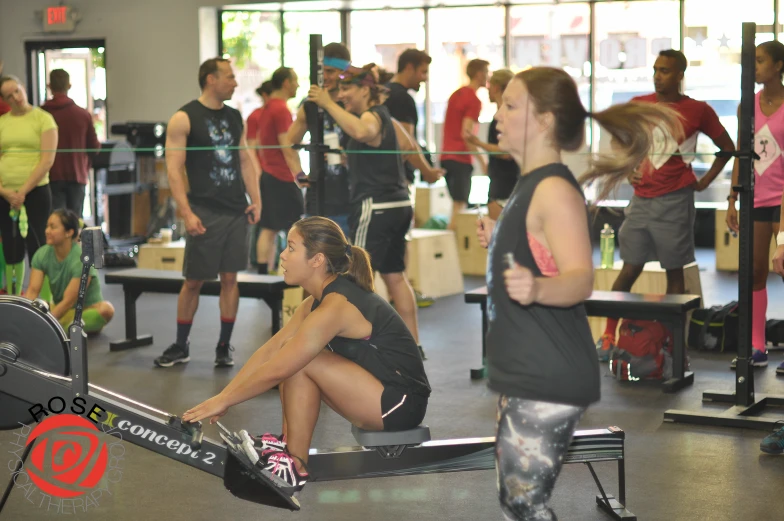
<box><xmin>2</xmin><ymin>248</ymin><xmax>784</xmax><ymax>520</ymax></box>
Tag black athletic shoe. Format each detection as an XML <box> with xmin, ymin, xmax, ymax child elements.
<box><xmin>154</xmin><ymin>343</ymin><xmax>190</xmax><ymax>368</ymax></box>
<box><xmin>215</xmin><ymin>342</ymin><xmax>235</xmax><ymax>367</ymax></box>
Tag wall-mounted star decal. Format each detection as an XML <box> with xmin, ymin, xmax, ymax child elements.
<box><xmin>718</xmin><ymin>33</ymin><xmax>730</xmax><ymax>48</ymax></box>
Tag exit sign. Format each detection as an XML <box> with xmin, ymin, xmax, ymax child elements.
<box><xmin>42</xmin><ymin>6</ymin><xmax>76</xmax><ymax>33</ymax></box>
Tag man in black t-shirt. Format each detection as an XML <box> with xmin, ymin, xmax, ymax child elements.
<box><xmin>155</xmin><ymin>58</ymin><xmax>261</xmax><ymax>370</ymax></box>
<box><xmin>384</xmin><ymin>49</ymin><xmax>433</xmax><ymax>184</ymax></box>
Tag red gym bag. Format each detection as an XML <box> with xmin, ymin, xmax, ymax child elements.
<box><xmin>609</xmin><ymin>319</ymin><xmax>674</xmax><ymax>381</ymax></box>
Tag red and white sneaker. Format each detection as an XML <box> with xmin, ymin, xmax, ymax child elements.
<box><xmin>259</xmin><ymin>450</ymin><xmax>309</xmax><ymax>494</ymax></box>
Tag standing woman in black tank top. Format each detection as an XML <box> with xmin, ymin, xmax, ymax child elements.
<box><xmin>475</xmin><ymin>68</ymin><xmax>682</xmax><ymax>520</ymax></box>
<box><xmin>307</xmin><ymin>64</ymin><xmax>434</xmax><ymax>359</ymax></box>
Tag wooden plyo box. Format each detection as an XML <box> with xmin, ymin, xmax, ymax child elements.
<box><xmin>453</xmin><ymin>209</ymin><xmax>487</xmax><ymax>276</ymax></box>
<box><xmin>406</xmin><ymin>229</ymin><xmax>464</xmax><ymax>298</ymax></box>
<box><xmin>588</xmin><ymin>260</ymin><xmax>703</xmax><ymax>341</ymax></box>
<box><xmin>374</xmin><ymin>229</ymin><xmax>464</xmax><ymax>300</ymax></box>
<box><xmin>715</xmin><ymin>208</ymin><xmax>776</xmax><ymax>272</ymax></box>
<box><xmin>414</xmin><ymin>185</ymin><xmax>452</xmax><ymax>228</ymax></box>
<box><xmin>136</xmin><ymin>240</ymin><xmax>186</xmax><ymax>271</ymax></box>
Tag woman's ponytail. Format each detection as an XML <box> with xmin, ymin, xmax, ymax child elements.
<box><xmin>346</xmin><ymin>245</ymin><xmax>374</xmax><ymax>292</ymax></box>
<box><xmin>580</xmin><ymin>102</ymin><xmax>684</xmax><ymax>203</ymax></box>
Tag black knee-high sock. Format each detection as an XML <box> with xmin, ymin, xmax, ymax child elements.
<box><xmin>219</xmin><ymin>317</ymin><xmax>235</xmax><ymax>345</ymax></box>
<box><xmin>257</xmin><ymin>263</ymin><xmax>268</xmax><ymax>275</ymax></box>
<box><xmin>176</xmin><ymin>319</ymin><xmax>192</xmax><ymax>348</ymax></box>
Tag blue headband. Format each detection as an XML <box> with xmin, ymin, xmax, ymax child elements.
<box><xmin>324</xmin><ymin>57</ymin><xmax>350</xmax><ymax>71</ymax></box>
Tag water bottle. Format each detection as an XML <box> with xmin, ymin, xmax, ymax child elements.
<box><xmin>600</xmin><ymin>224</ymin><xmax>615</xmax><ymax>269</ymax></box>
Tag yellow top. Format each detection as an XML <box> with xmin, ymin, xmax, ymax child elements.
<box><xmin>0</xmin><ymin>108</ymin><xmax>58</xmax><ymax>190</ymax></box>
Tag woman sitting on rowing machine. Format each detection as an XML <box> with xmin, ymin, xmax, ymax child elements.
<box><xmin>23</xmin><ymin>208</ymin><xmax>115</xmax><ymax>334</ymax></box>
<box><xmin>182</xmin><ymin>216</ymin><xmax>431</xmax><ymax>496</ymax></box>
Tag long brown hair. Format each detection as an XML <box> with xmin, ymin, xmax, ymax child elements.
<box><xmin>515</xmin><ymin>67</ymin><xmax>683</xmax><ymax>202</ymax></box>
<box><xmin>293</xmin><ymin>216</ymin><xmax>374</xmax><ymax>292</ymax></box>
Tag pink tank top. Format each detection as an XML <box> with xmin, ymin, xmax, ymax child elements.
<box><xmin>528</xmin><ymin>233</ymin><xmax>559</xmax><ymax>277</ymax></box>
<box><xmin>754</xmin><ymin>91</ymin><xmax>784</xmax><ymax>208</ymax></box>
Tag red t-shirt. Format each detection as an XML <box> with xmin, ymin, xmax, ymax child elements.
<box><xmin>441</xmin><ymin>86</ymin><xmax>482</xmax><ymax>165</ymax></box>
<box><xmin>246</xmin><ymin>106</ymin><xmax>264</xmax><ymax>167</ymax></box>
<box><xmin>631</xmin><ymin>93</ymin><xmax>726</xmax><ymax>198</ymax></box>
<box><xmin>0</xmin><ymin>100</ymin><xmax>10</xmax><ymax>116</ymax></box>
<box><xmin>257</xmin><ymin>98</ymin><xmax>293</xmax><ymax>182</ymax></box>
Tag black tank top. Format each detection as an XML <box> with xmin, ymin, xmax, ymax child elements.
<box><xmin>310</xmin><ymin>275</ymin><xmax>430</xmax><ymax>398</ymax></box>
<box><xmin>179</xmin><ymin>100</ymin><xmax>248</xmax><ymax>214</ymax></box>
<box><xmin>486</xmin><ymin>163</ymin><xmax>600</xmax><ymax>407</ymax></box>
<box><xmin>346</xmin><ymin>105</ymin><xmax>409</xmax><ymax>204</ymax></box>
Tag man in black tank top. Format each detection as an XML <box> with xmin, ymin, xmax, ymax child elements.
<box><xmin>153</xmin><ymin>58</ymin><xmax>261</xmax><ymax>370</ymax></box>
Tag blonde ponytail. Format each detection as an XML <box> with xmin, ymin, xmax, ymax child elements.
<box><xmin>580</xmin><ymin>102</ymin><xmax>684</xmax><ymax>203</ymax></box>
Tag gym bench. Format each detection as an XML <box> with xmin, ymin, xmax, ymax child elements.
<box><xmin>464</xmin><ymin>287</ymin><xmax>701</xmax><ymax>393</ymax></box>
<box><xmin>104</xmin><ymin>268</ymin><xmax>290</xmax><ymax>352</ymax></box>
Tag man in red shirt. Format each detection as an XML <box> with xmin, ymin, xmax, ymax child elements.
<box><xmin>255</xmin><ymin>67</ymin><xmax>302</xmax><ymax>274</ymax></box>
<box><xmin>597</xmin><ymin>49</ymin><xmax>735</xmax><ymax>359</ymax></box>
<box><xmin>441</xmin><ymin>59</ymin><xmax>488</xmax><ymax>230</ymax></box>
<box><xmin>0</xmin><ymin>61</ymin><xmax>11</xmax><ymax>116</ymax></box>
<box><xmin>41</xmin><ymin>69</ymin><xmax>101</xmax><ymax>217</ymax></box>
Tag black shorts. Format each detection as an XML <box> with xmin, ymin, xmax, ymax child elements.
<box><xmin>381</xmin><ymin>388</ymin><xmax>428</xmax><ymax>431</ymax></box>
<box><xmin>183</xmin><ymin>204</ymin><xmax>249</xmax><ymax>280</ymax></box>
<box><xmin>350</xmin><ymin>200</ymin><xmax>413</xmax><ymax>274</ymax></box>
<box><xmin>752</xmin><ymin>205</ymin><xmax>781</xmax><ymax>222</ymax></box>
<box><xmin>259</xmin><ymin>172</ymin><xmax>304</xmax><ymax>231</ymax></box>
<box><xmin>442</xmin><ymin>159</ymin><xmax>474</xmax><ymax>203</ymax></box>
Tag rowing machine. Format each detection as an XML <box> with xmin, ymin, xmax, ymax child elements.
<box><xmin>0</xmin><ymin>228</ymin><xmax>635</xmax><ymax>520</ymax></box>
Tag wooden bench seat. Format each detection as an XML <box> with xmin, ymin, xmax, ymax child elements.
<box><xmin>464</xmin><ymin>287</ymin><xmax>701</xmax><ymax>393</ymax></box>
<box><xmin>104</xmin><ymin>268</ymin><xmax>291</xmax><ymax>351</ymax></box>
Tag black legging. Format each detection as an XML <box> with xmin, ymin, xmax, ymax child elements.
<box><xmin>0</xmin><ymin>185</ymin><xmax>52</xmax><ymax>264</ymax></box>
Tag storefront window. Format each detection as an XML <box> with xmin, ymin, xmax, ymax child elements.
<box><xmin>283</xmin><ymin>11</ymin><xmax>342</xmax><ymax>112</ymax></box>
<box><xmin>350</xmin><ymin>9</ymin><xmax>426</xmax><ymax>141</ymax></box>
<box><xmin>221</xmin><ymin>10</ymin><xmax>281</xmax><ymax>120</ymax></box>
<box><xmin>510</xmin><ymin>3</ymin><xmax>591</xmax><ymax>177</ymax></box>
<box><xmin>427</xmin><ymin>6</ymin><xmax>505</xmax><ymax>128</ymax></box>
<box><xmin>683</xmin><ymin>0</ymin><xmax>774</xmax><ymax>179</ymax></box>
<box><xmin>593</xmin><ymin>1</ymin><xmax>681</xmax><ymax>153</ymax></box>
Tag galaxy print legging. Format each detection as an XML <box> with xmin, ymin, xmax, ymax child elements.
<box><xmin>495</xmin><ymin>395</ymin><xmax>586</xmax><ymax>521</ymax></box>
